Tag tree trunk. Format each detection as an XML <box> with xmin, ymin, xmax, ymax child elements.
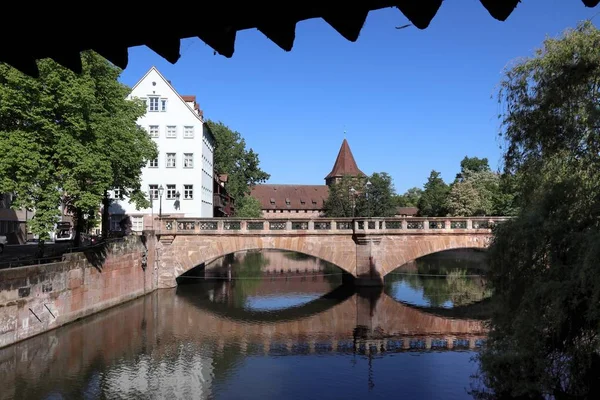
<box><xmin>73</xmin><ymin>207</ymin><xmax>84</xmax><ymax>248</ymax></box>
<box><xmin>35</xmin><ymin>240</ymin><xmax>45</xmax><ymax>260</ymax></box>
<box><xmin>102</xmin><ymin>191</ymin><xmax>110</xmax><ymax>239</ymax></box>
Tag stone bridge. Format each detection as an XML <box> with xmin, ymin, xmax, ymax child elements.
<box><xmin>157</xmin><ymin>217</ymin><xmax>506</xmax><ymax>287</ymax></box>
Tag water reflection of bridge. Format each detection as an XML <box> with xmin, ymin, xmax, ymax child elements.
<box><xmin>0</xmin><ymin>283</ymin><xmax>488</xmax><ymax>399</ymax></box>
<box><xmin>172</xmin><ymin>283</ymin><xmax>486</xmax><ymax>352</ymax></box>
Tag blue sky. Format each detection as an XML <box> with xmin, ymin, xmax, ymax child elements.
<box><xmin>119</xmin><ymin>1</ymin><xmax>598</xmax><ymax>193</ymax></box>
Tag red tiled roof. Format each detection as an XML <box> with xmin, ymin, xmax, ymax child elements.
<box><xmin>181</xmin><ymin>95</ymin><xmax>196</xmax><ymax>102</ymax></box>
<box><xmin>251</xmin><ymin>184</ymin><xmax>329</xmax><ymax>210</ymax></box>
<box><xmin>395</xmin><ymin>207</ymin><xmax>419</xmax><ymax>216</ymax></box>
<box><xmin>325</xmin><ymin>139</ymin><xmax>365</xmax><ymax>180</ymax></box>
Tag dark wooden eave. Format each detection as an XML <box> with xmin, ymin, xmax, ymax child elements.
<box><xmin>2</xmin><ymin>0</ymin><xmax>599</xmax><ymax>77</ymax></box>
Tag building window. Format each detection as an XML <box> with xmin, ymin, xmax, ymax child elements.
<box><xmin>166</xmin><ymin>153</ymin><xmax>176</xmax><ymax>168</ymax></box>
<box><xmin>161</xmin><ymin>99</ymin><xmax>167</xmax><ymax>112</ymax></box>
<box><xmin>166</xmin><ymin>184</ymin><xmax>176</xmax><ymax>200</ymax></box>
<box><xmin>149</xmin><ymin>97</ymin><xmax>159</xmax><ymax>112</ymax></box>
<box><xmin>184</xmin><ymin>185</ymin><xmax>193</xmax><ymax>200</ymax></box>
<box><xmin>149</xmin><ymin>157</ymin><xmax>158</xmax><ymax>168</ymax></box>
<box><xmin>149</xmin><ymin>184</ymin><xmax>158</xmax><ymax>200</ymax></box>
<box><xmin>184</xmin><ymin>126</ymin><xmax>194</xmax><ymax>138</ymax></box>
<box><xmin>131</xmin><ymin>216</ymin><xmax>144</xmax><ymax>232</ymax></box>
<box><xmin>149</xmin><ymin>125</ymin><xmax>159</xmax><ymax>138</ymax></box>
<box><xmin>110</xmin><ymin>214</ymin><xmax>124</xmax><ymax>231</ymax></box>
<box><xmin>113</xmin><ymin>189</ymin><xmax>121</xmax><ymax>199</ymax></box>
<box><xmin>184</xmin><ymin>153</ymin><xmax>194</xmax><ymax>168</ymax></box>
<box><xmin>166</xmin><ymin>125</ymin><xmax>177</xmax><ymax>138</ymax></box>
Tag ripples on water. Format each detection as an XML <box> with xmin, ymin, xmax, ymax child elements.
<box><xmin>0</xmin><ymin>249</ymin><xmax>490</xmax><ymax>400</ymax></box>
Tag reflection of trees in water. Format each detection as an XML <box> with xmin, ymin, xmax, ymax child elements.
<box><xmin>206</xmin><ymin>250</ymin><xmax>344</xmax><ymax>307</ymax></box>
<box><xmin>385</xmin><ymin>252</ymin><xmax>491</xmax><ymax>307</ymax></box>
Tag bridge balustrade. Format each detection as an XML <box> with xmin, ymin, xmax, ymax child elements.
<box><xmin>158</xmin><ymin>217</ymin><xmax>509</xmax><ymax>235</ymax></box>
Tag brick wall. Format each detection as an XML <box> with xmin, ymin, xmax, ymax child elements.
<box><xmin>0</xmin><ymin>233</ymin><xmax>157</xmax><ymax>349</ymax></box>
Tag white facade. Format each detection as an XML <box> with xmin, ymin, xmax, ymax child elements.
<box><xmin>109</xmin><ymin>67</ymin><xmax>214</xmax><ymax>231</ymax></box>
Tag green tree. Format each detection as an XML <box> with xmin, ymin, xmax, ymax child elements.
<box><xmin>394</xmin><ymin>187</ymin><xmax>422</xmax><ymax>207</ymax></box>
<box><xmin>447</xmin><ymin>169</ymin><xmax>501</xmax><ymax>216</ymax></box>
<box><xmin>234</xmin><ymin>195</ymin><xmax>262</xmax><ymax>218</ymax></box>
<box><xmin>324</xmin><ymin>173</ymin><xmax>397</xmax><ymax>218</ymax></box>
<box><xmin>475</xmin><ymin>21</ymin><xmax>600</xmax><ymax>399</ymax></box>
<box><xmin>207</xmin><ymin>120</ymin><xmax>269</xmax><ymax>213</ymax></box>
<box><xmin>360</xmin><ymin>172</ymin><xmax>397</xmax><ymax>218</ymax></box>
<box><xmin>455</xmin><ymin>156</ymin><xmax>490</xmax><ymax>182</ymax></box>
<box><xmin>0</xmin><ymin>52</ymin><xmax>156</xmax><ymax>248</ymax></box>
<box><xmin>417</xmin><ymin>170</ymin><xmax>449</xmax><ymax>217</ymax></box>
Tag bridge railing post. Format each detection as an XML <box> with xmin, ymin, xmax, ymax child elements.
<box><xmin>402</xmin><ymin>219</ymin><xmax>408</xmax><ymax>230</ymax></box>
<box><xmin>308</xmin><ymin>220</ymin><xmax>314</xmax><ymax>231</ymax></box>
<box><xmin>240</xmin><ymin>220</ymin><xmax>247</xmax><ymax>231</ymax></box>
<box><xmin>467</xmin><ymin>219</ymin><xmax>473</xmax><ymax>229</ymax></box>
<box><xmin>331</xmin><ymin>220</ymin><xmax>337</xmax><ymax>231</ymax></box>
<box><xmin>216</xmin><ymin>219</ymin><xmax>224</xmax><ymax>232</ymax></box>
<box><xmin>424</xmin><ymin>219</ymin><xmax>429</xmax><ymax>230</ymax></box>
<box><xmin>445</xmin><ymin>219</ymin><xmax>451</xmax><ymax>231</ymax></box>
<box><xmin>285</xmin><ymin>220</ymin><xmax>292</xmax><ymax>231</ymax></box>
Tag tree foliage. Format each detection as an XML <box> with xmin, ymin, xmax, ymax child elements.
<box><xmin>0</xmin><ymin>52</ymin><xmax>157</xmax><ymax>244</ymax></box>
<box><xmin>394</xmin><ymin>187</ymin><xmax>422</xmax><ymax>207</ymax></box>
<box><xmin>474</xmin><ymin>21</ymin><xmax>600</xmax><ymax>399</ymax></box>
<box><xmin>324</xmin><ymin>172</ymin><xmax>397</xmax><ymax>218</ymax></box>
<box><xmin>207</xmin><ymin>120</ymin><xmax>269</xmax><ymax>215</ymax></box>
<box><xmin>417</xmin><ymin>170</ymin><xmax>450</xmax><ymax>217</ymax></box>
<box><xmin>234</xmin><ymin>195</ymin><xmax>262</xmax><ymax>218</ymax></box>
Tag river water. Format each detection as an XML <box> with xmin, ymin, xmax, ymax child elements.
<box><xmin>0</xmin><ymin>249</ymin><xmax>490</xmax><ymax>400</ymax></box>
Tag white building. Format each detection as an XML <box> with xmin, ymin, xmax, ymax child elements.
<box><xmin>109</xmin><ymin>67</ymin><xmax>215</xmax><ymax>232</ymax></box>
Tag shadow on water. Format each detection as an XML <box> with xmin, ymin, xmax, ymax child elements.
<box><xmin>175</xmin><ymin>281</ymin><xmax>355</xmax><ymax>323</ymax></box>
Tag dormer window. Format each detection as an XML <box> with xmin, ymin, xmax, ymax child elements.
<box><xmin>285</xmin><ymin>198</ymin><xmax>290</xmax><ymax>206</ymax></box>
<box><xmin>300</xmin><ymin>199</ymin><xmax>305</xmax><ymax>204</ymax></box>
<box><xmin>270</xmin><ymin>198</ymin><xmax>275</xmax><ymax>205</ymax></box>
<box><xmin>312</xmin><ymin>199</ymin><xmax>317</xmax><ymax>205</ymax></box>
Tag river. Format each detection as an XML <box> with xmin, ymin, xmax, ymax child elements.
<box><xmin>0</xmin><ymin>249</ymin><xmax>490</xmax><ymax>400</ymax></box>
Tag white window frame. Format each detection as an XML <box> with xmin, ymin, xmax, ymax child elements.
<box><xmin>184</xmin><ymin>126</ymin><xmax>194</xmax><ymax>138</ymax></box>
<box><xmin>166</xmin><ymin>184</ymin><xmax>177</xmax><ymax>200</ymax></box>
<box><xmin>184</xmin><ymin>153</ymin><xmax>194</xmax><ymax>168</ymax></box>
<box><xmin>131</xmin><ymin>216</ymin><xmax>144</xmax><ymax>232</ymax></box>
<box><xmin>149</xmin><ymin>184</ymin><xmax>158</xmax><ymax>200</ymax></box>
<box><xmin>166</xmin><ymin>153</ymin><xmax>176</xmax><ymax>168</ymax></box>
<box><xmin>161</xmin><ymin>99</ymin><xmax>167</xmax><ymax>112</ymax></box>
<box><xmin>184</xmin><ymin>184</ymin><xmax>193</xmax><ymax>200</ymax></box>
<box><xmin>113</xmin><ymin>189</ymin><xmax>121</xmax><ymax>199</ymax></box>
<box><xmin>149</xmin><ymin>125</ymin><xmax>159</xmax><ymax>138</ymax></box>
<box><xmin>149</xmin><ymin>156</ymin><xmax>158</xmax><ymax>168</ymax></box>
<box><xmin>166</xmin><ymin>125</ymin><xmax>177</xmax><ymax>138</ymax></box>
<box><xmin>149</xmin><ymin>97</ymin><xmax>159</xmax><ymax>112</ymax></box>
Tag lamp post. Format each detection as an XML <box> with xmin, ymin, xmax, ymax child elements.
<box><xmin>349</xmin><ymin>187</ymin><xmax>356</xmax><ymax>218</ymax></box>
<box><xmin>158</xmin><ymin>185</ymin><xmax>164</xmax><ymax>227</ymax></box>
<box><xmin>365</xmin><ymin>180</ymin><xmax>372</xmax><ymax>219</ymax></box>
<box><xmin>149</xmin><ymin>187</ymin><xmax>154</xmax><ymax>231</ymax></box>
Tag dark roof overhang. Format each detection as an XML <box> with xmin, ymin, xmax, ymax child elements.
<box><xmin>2</xmin><ymin>1</ymin><xmax>599</xmax><ymax>77</ymax></box>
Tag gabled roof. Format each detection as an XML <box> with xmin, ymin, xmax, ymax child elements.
<box><xmin>325</xmin><ymin>139</ymin><xmax>365</xmax><ymax>180</ymax></box>
<box><xmin>251</xmin><ymin>184</ymin><xmax>329</xmax><ymax>210</ymax></box>
<box><xmin>5</xmin><ymin>1</ymin><xmax>599</xmax><ymax>77</ymax></box>
<box><xmin>130</xmin><ymin>66</ymin><xmax>203</xmax><ymax>123</ymax></box>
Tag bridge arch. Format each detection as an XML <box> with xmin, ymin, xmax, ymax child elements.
<box><xmin>159</xmin><ymin>234</ymin><xmax>357</xmax><ymax>286</ymax></box>
<box><xmin>377</xmin><ymin>234</ymin><xmax>491</xmax><ymax>277</ymax></box>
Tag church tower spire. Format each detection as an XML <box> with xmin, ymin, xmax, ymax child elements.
<box><xmin>324</xmin><ymin>139</ymin><xmax>365</xmax><ymax>186</ymax></box>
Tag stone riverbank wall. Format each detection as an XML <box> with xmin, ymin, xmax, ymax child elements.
<box><xmin>0</xmin><ymin>233</ymin><xmax>157</xmax><ymax>348</ymax></box>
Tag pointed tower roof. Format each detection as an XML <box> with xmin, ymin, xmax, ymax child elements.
<box><xmin>325</xmin><ymin>139</ymin><xmax>365</xmax><ymax>181</ymax></box>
